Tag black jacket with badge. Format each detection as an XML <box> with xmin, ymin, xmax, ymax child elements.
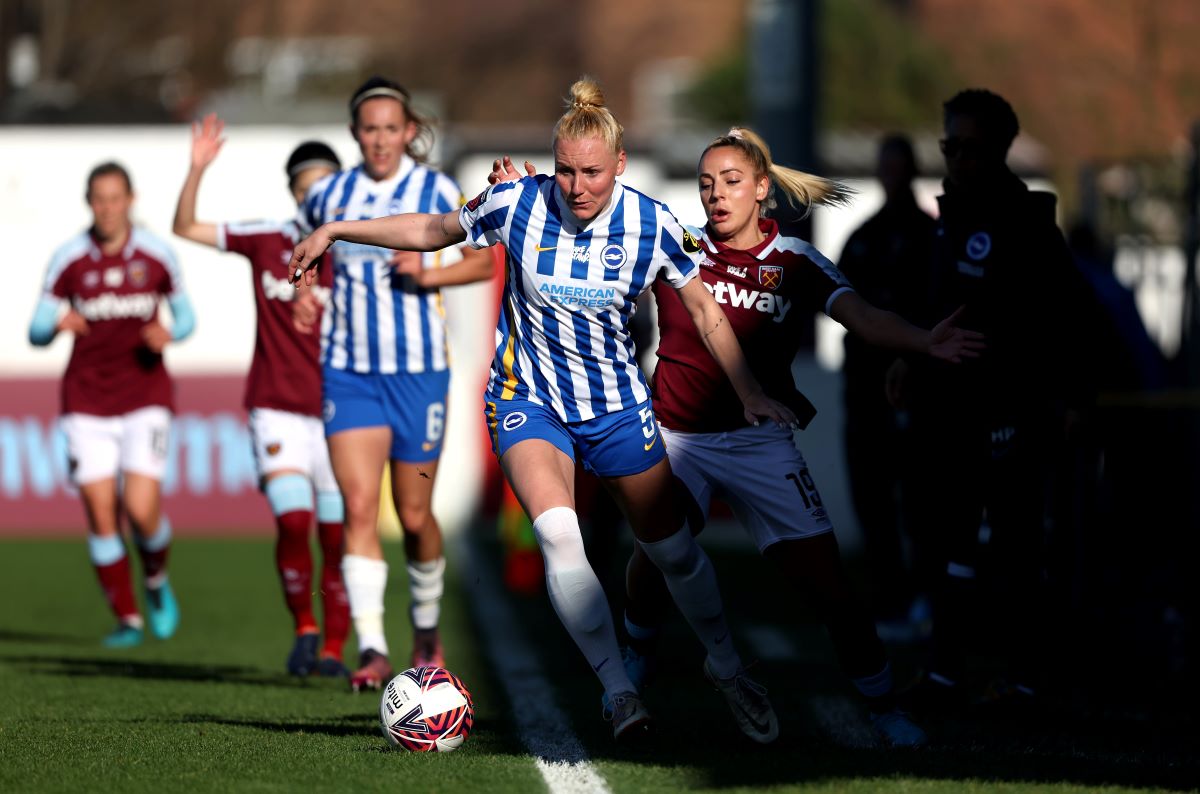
<box><xmin>901</xmin><ymin>170</ymin><xmax>1094</xmax><ymax>423</ymax></box>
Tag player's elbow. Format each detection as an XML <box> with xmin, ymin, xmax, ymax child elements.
<box><xmin>28</xmin><ymin>301</ymin><xmax>59</xmax><ymax>346</ymax></box>
<box><xmin>28</xmin><ymin>326</ymin><xmax>53</xmax><ymax>347</ymax></box>
<box><xmin>172</xmin><ymin>221</ymin><xmax>203</xmax><ymax>243</ymax></box>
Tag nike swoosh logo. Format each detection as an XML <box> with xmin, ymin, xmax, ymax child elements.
<box><xmin>714</xmin><ymin>632</ymin><xmax>728</xmax><ymax>644</ymax></box>
<box><xmin>643</xmin><ymin>436</ymin><xmax>659</xmax><ymax>452</ymax></box>
<box><xmin>535</xmin><ymin>245</ymin><xmax>557</xmax><ymax>252</ymax></box>
<box><xmin>593</xmin><ymin>658</ymin><xmax>608</xmax><ymax>672</ymax></box>
<box><xmin>745</xmin><ymin>710</ymin><xmax>773</xmax><ymax>736</ymax></box>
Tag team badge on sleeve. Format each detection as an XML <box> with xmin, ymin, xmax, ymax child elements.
<box><xmin>682</xmin><ymin>228</ymin><xmax>703</xmax><ymax>253</ymax></box>
<box><xmin>759</xmin><ymin>265</ymin><xmax>783</xmax><ymax>290</ymax></box>
<box><xmin>465</xmin><ymin>189</ymin><xmax>488</xmax><ymax>213</ymax></box>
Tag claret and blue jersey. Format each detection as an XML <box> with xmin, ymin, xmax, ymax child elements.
<box><xmin>301</xmin><ymin>154</ymin><xmax>464</xmax><ymax>376</ymax></box>
<box><xmin>459</xmin><ymin>175</ymin><xmax>699</xmax><ymax>424</ymax></box>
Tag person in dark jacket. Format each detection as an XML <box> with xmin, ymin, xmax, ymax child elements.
<box><xmin>838</xmin><ymin>134</ymin><xmax>936</xmax><ymax>632</ymax></box>
<box><xmin>893</xmin><ymin>89</ymin><xmax>1095</xmax><ymax>709</ymax></box>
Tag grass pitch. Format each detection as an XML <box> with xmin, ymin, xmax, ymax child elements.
<box><xmin>0</xmin><ymin>535</ymin><xmax>1195</xmax><ymax>793</ymax></box>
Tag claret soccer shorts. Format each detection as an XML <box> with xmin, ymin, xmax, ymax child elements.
<box><xmin>60</xmin><ymin>406</ymin><xmax>171</xmax><ymax>486</ymax></box>
<box><xmin>660</xmin><ymin>423</ymin><xmax>834</xmax><ymax>551</ymax></box>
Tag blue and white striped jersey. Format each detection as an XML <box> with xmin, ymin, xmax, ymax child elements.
<box><xmin>300</xmin><ymin>155</ymin><xmax>464</xmax><ymax>374</ymax></box>
<box><xmin>459</xmin><ymin>175</ymin><xmax>699</xmax><ymax>423</ymax></box>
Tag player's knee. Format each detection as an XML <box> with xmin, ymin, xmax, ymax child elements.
<box><xmin>532</xmin><ymin>507</ymin><xmax>587</xmax><ymax>571</ymax></box>
<box><xmin>640</xmin><ymin>528</ymin><xmax>722</xmax><ymax>618</ymax></box>
<box><xmin>638</xmin><ymin>526</ymin><xmax>700</xmax><ymax>577</ymax></box>
<box><xmin>340</xmin><ymin>487</ymin><xmax>378</xmax><ymax>525</ymax></box>
<box><xmin>123</xmin><ymin>503</ymin><xmax>159</xmax><ymax>536</ymax></box>
<box><xmin>396</xmin><ymin>503</ymin><xmax>434</xmax><ymax>536</ymax></box>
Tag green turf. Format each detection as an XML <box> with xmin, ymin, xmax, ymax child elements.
<box><xmin>0</xmin><ymin>536</ymin><xmax>1195</xmax><ymax>793</ymax></box>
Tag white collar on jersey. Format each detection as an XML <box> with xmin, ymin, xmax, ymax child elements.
<box><xmin>700</xmin><ymin>220</ymin><xmax>783</xmax><ymax>261</ymax></box>
<box><xmin>552</xmin><ymin>179</ymin><xmax>625</xmax><ymax>232</ymax></box>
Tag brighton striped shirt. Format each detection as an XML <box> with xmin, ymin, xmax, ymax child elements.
<box><xmin>459</xmin><ymin>175</ymin><xmax>699</xmax><ymax>423</ymax></box>
<box><xmin>300</xmin><ymin>155</ymin><xmax>464</xmax><ymax>374</ymax></box>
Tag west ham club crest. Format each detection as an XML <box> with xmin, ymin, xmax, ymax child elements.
<box><xmin>758</xmin><ymin>265</ymin><xmax>783</xmax><ymax>290</ymax></box>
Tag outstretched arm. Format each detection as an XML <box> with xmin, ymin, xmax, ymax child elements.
<box><xmin>829</xmin><ymin>291</ymin><xmax>984</xmax><ymax>364</ymax></box>
<box><xmin>675</xmin><ymin>277</ymin><xmax>797</xmax><ymax>427</ymax></box>
<box><xmin>172</xmin><ymin>113</ymin><xmax>225</xmax><ymax>248</ymax></box>
<box><xmin>289</xmin><ymin>211</ymin><xmax>466</xmax><ymax>286</ymax></box>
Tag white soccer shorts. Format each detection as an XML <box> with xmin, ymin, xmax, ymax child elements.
<box><xmin>60</xmin><ymin>406</ymin><xmax>171</xmax><ymax>486</ymax></box>
<box><xmin>248</xmin><ymin>407</ymin><xmax>337</xmax><ymax>492</ymax></box>
<box><xmin>660</xmin><ymin>423</ymin><xmax>834</xmax><ymax>552</ymax></box>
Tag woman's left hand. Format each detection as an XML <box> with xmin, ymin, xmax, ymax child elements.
<box><xmin>388</xmin><ymin>250</ymin><xmax>423</xmax><ymax>277</ymax></box>
<box><xmin>141</xmin><ymin>321</ymin><xmax>172</xmax><ymax>353</ymax></box>
<box><xmin>488</xmin><ymin>155</ymin><xmax>535</xmax><ymax>185</ymax></box>
<box><xmin>929</xmin><ymin>305</ymin><xmax>986</xmax><ymax>364</ymax></box>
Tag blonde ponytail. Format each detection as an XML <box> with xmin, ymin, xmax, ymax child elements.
<box><xmin>703</xmin><ymin>127</ymin><xmax>852</xmax><ymax>217</ymax></box>
<box><xmin>553</xmin><ymin>77</ymin><xmax>624</xmax><ymax>154</ymax></box>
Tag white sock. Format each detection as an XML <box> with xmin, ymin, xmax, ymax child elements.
<box><xmin>533</xmin><ymin>507</ymin><xmax>633</xmax><ymax>698</ymax></box>
<box><xmin>637</xmin><ymin>529</ymin><xmax>741</xmax><ymax>679</ymax></box>
<box><xmin>407</xmin><ymin>557</ymin><xmax>445</xmax><ymax>631</ymax></box>
<box><xmin>342</xmin><ymin>554</ymin><xmax>388</xmax><ymax>655</ymax></box>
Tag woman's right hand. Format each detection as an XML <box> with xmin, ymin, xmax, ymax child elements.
<box><xmin>289</xmin><ymin>224</ymin><xmax>337</xmax><ymax>287</ymax></box>
<box><xmin>57</xmin><ymin>309</ymin><xmax>89</xmax><ymax>337</ymax></box>
<box><xmin>741</xmin><ymin>390</ymin><xmax>799</xmax><ymax>429</ymax></box>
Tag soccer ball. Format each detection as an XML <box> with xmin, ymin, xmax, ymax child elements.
<box><xmin>379</xmin><ymin>666</ymin><xmax>475</xmax><ymax>752</ymax></box>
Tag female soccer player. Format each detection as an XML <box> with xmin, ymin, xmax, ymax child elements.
<box><xmin>29</xmin><ymin>162</ymin><xmax>196</xmax><ymax>648</ymax></box>
<box><xmin>291</xmin><ymin>78</ymin><xmax>798</xmax><ymax>741</ymax></box>
<box><xmin>295</xmin><ymin>77</ymin><xmax>494</xmax><ymax>692</ymax></box>
<box><xmin>619</xmin><ymin>127</ymin><xmax>983</xmax><ymax>747</ymax></box>
<box><xmin>172</xmin><ymin>114</ymin><xmax>350</xmax><ymax>677</ymax></box>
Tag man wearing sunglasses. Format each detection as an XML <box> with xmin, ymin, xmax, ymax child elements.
<box><xmin>892</xmin><ymin>89</ymin><xmax>1097</xmax><ymax>714</ymax></box>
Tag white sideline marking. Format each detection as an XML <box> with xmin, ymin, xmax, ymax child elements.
<box><xmin>459</xmin><ymin>537</ymin><xmax>611</xmax><ymax>794</ymax></box>
<box><xmin>742</xmin><ymin>624</ymin><xmax>801</xmax><ymax>661</ymax></box>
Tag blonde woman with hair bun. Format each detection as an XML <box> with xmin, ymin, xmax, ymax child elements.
<box><xmin>290</xmin><ymin>77</ymin><xmax>795</xmax><ymax>742</ymax></box>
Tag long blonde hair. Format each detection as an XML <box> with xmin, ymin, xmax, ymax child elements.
<box><xmin>553</xmin><ymin>77</ymin><xmax>624</xmax><ymax>153</ymax></box>
<box><xmin>702</xmin><ymin>127</ymin><xmax>852</xmax><ymax>217</ymax></box>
